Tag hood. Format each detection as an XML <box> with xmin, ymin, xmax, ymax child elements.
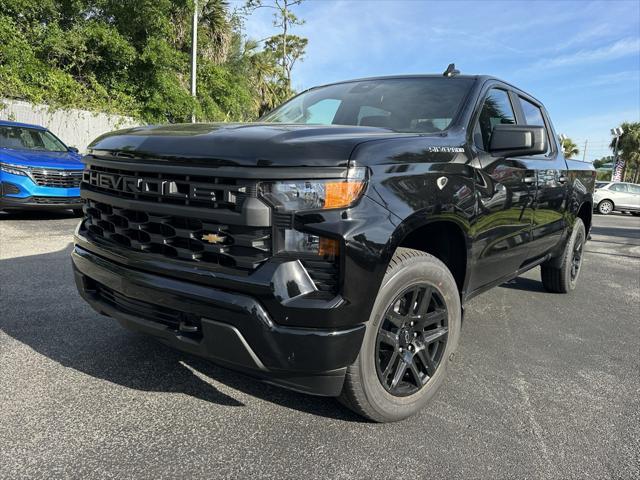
<box><xmin>0</xmin><ymin>148</ymin><xmax>83</xmax><ymax>169</ymax></box>
<box><xmin>88</xmin><ymin>123</ymin><xmax>411</xmax><ymax>168</ymax></box>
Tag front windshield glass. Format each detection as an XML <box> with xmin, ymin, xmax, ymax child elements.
<box><xmin>261</xmin><ymin>77</ymin><xmax>475</xmax><ymax>133</ymax></box>
<box><xmin>0</xmin><ymin>126</ymin><xmax>67</xmax><ymax>152</ymax></box>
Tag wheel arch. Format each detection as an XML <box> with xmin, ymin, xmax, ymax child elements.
<box><xmin>577</xmin><ymin>201</ymin><xmax>593</xmax><ymax>234</ymax></box>
<box><xmin>384</xmin><ymin>215</ymin><xmax>471</xmax><ymax>297</ymax></box>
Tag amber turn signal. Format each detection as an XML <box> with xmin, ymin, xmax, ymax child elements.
<box><xmin>324</xmin><ymin>180</ymin><xmax>366</xmax><ymax>209</ymax></box>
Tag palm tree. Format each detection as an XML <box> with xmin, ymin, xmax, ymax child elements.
<box><xmin>244</xmin><ymin>40</ymin><xmax>281</xmax><ymax>116</ymax></box>
<box><xmin>610</xmin><ymin>122</ymin><xmax>640</xmax><ymax>183</ymax></box>
<box><xmin>561</xmin><ymin>137</ymin><xmax>579</xmax><ymax>159</ymax></box>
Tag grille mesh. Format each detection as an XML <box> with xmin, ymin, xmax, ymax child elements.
<box><xmin>30</xmin><ymin>168</ymin><xmax>82</xmax><ymax>188</ymax></box>
<box><xmin>83</xmin><ymin>199</ymin><xmax>271</xmax><ymax>270</ymax></box>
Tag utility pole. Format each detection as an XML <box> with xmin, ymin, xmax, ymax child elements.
<box><xmin>582</xmin><ymin>139</ymin><xmax>587</xmax><ymax>162</ymax></box>
<box><xmin>190</xmin><ymin>0</ymin><xmax>198</xmax><ymax>123</ymax></box>
<box><xmin>282</xmin><ymin>1</ymin><xmax>288</xmax><ymax>83</ymax></box>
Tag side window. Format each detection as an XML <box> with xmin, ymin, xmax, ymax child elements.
<box><xmin>474</xmin><ymin>89</ymin><xmax>516</xmax><ymax>150</ymax></box>
<box><xmin>628</xmin><ymin>184</ymin><xmax>640</xmax><ymax>194</ymax></box>
<box><xmin>519</xmin><ymin>97</ymin><xmax>545</xmax><ymax>126</ymax></box>
<box><xmin>609</xmin><ymin>183</ymin><xmax>629</xmax><ymax>193</ymax></box>
<box><xmin>518</xmin><ymin>96</ymin><xmax>551</xmax><ymax>155</ymax></box>
<box><xmin>305</xmin><ymin>98</ymin><xmax>341</xmax><ymax>124</ymax></box>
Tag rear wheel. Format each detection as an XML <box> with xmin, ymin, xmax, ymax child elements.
<box><xmin>597</xmin><ymin>200</ymin><xmax>614</xmax><ymax>215</ymax></box>
<box><xmin>339</xmin><ymin>248</ymin><xmax>461</xmax><ymax>422</ymax></box>
<box><xmin>541</xmin><ymin>218</ymin><xmax>586</xmax><ymax>293</ymax></box>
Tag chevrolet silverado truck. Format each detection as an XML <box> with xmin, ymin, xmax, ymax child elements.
<box><xmin>72</xmin><ymin>72</ymin><xmax>595</xmax><ymax>422</ymax></box>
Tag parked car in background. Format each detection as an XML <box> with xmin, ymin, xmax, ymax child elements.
<box><xmin>593</xmin><ymin>181</ymin><xmax>640</xmax><ymax>215</ymax></box>
<box><xmin>0</xmin><ymin>120</ymin><xmax>84</xmax><ymax>214</ymax></box>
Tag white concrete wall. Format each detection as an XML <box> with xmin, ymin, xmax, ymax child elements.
<box><xmin>0</xmin><ymin>99</ymin><xmax>141</xmax><ymax>152</ymax></box>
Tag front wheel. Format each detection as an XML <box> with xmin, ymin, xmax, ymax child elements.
<box><xmin>541</xmin><ymin>218</ymin><xmax>586</xmax><ymax>293</ymax></box>
<box><xmin>597</xmin><ymin>200</ymin><xmax>614</xmax><ymax>215</ymax></box>
<box><xmin>339</xmin><ymin>248</ymin><xmax>461</xmax><ymax>422</ymax></box>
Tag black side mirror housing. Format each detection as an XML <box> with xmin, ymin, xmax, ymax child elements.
<box><xmin>488</xmin><ymin>125</ymin><xmax>547</xmax><ymax>158</ymax></box>
<box><xmin>68</xmin><ymin>146</ymin><xmax>79</xmax><ymax>154</ymax></box>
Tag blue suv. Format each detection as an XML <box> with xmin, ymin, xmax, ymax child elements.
<box><xmin>0</xmin><ymin>120</ymin><xmax>84</xmax><ymax>213</ymax></box>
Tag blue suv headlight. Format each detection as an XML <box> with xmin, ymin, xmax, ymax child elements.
<box><xmin>0</xmin><ymin>162</ymin><xmax>29</xmax><ymax>176</ymax></box>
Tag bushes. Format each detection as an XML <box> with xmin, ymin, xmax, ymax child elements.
<box><xmin>0</xmin><ymin>0</ymin><xmax>291</xmax><ymax>123</ymax></box>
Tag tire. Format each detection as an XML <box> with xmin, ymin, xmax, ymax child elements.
<box><xmin>72</xmin><ymin>208</ymin><xmax>84</xmax><ymax>217</ymax></box>
<box><xmin>339</xmin><ymin>247</ymin><xmax>461</xmax><ymax>422</ymax></box>
<box><xmin>541</xmin><ymin>218</ymin><xmax>586</xmax><ymax>293</ymax></box>
<box><xmin>597</xmin><ymin>200</ymin><xmax>614</xmax><ymax>215</ymax></box>
<box><xmin>631</xmin><ymin>212</ymin><xmax>640</xmax><ymax>217</ymax></box>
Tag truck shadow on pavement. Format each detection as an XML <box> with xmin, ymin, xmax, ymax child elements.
<box><xmin>499</xmin><ymin>276</ymin><xmax>547</xmax><ymax>293</ymax></box>
<box><xmin>0</xmin><ymin>244</ymin><xmax>363</xmax><ymax>422</ymax></box>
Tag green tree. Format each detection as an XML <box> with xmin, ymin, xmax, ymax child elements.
<box><xmin>0</xmin><ymin>0</ymin><xmax>299</xmax><ymax>123</ymax></box>
<box><xmin>263</xmin><ymin>33</ymin><xmax>307</xmax><ymax>91</ymax></box>
<box><xmin>610</xmin><ymin>122</ymin><xmax>640</xmax><ymax>183</ymax></box>
<box><xmin>245</xmin><ymin>0</ymin><xmax>307</xmax><ymax>90</ymax></box>
<box><xmin>561</xmin><ymin>137</ymin><xmax>579</xmax><ymax>159</ymax></box>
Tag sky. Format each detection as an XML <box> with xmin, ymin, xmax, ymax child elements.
<box><xmin>237</xmin><ymin>0</ymin><xmax>640</xmax><ymax>161</ymax></box>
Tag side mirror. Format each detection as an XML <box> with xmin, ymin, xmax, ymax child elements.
<box><xmin>488</xmin><ymin>125</ymin><xmax>547</xmax><ymax>158</ymax></box>
<box><xmin>68</xmin><ymin>146</ymin><xmax>79</xmax><ymax>154</ymax></box>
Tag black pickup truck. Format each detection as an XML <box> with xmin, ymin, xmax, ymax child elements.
<box><xmin>72</xmin><ymin>72</ymin><xmax>595</xmax><ymax>422</ymax></box>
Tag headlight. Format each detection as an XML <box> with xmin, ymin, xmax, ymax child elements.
<box><xmin>0</xmin><ymin>162</ymin><xmax>29</xmax><ymax>176</ymax></box>
<box><xmin>259</xmin><ymin>167</ymin><xmax>367</xmax><ymax>212</ymax></box>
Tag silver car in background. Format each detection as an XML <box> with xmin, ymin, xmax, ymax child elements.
<box><xmin>593</xmin><ymin>182</ymin><xmax>640</xmax><ymax>215</ymax></box>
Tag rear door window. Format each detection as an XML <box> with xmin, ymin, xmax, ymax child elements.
<box><xmin>518</xmin><ymin>96</ymin><xmax>551</xmax><ymax>156</ymax></box>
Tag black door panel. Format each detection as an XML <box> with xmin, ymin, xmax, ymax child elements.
<box><xmin>470</xmin><ymin>154</ymin><xmax>537</xmax><ymax>290</ymax></box>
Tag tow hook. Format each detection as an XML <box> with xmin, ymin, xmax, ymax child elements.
<box><xmin>179</xmin><ymin>321</ymin><xmax>199</xmax><ymax>333</ymax></box>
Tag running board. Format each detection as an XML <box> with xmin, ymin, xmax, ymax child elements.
<box><xmin>464</xmin><ymin>253</ymin><xmax>551</xmax><ymax>302</ymax></box>
<box><xmin>516</xmin><ymin>254</ymin><xmax>552</xmax><ymax>275</ymax></box>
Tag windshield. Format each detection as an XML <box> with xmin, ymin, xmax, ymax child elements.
<box><xmin>0</xmin><ymin>126</ymin><xmax>67</xmax><ymax>152</ymax></box>
<box><xmin>261</xmin><ymin>77</ymin><xmax>475</xmax><ymax>133</ymax></box>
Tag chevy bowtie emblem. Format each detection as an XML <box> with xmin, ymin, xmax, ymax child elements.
<box><xmin>201</xmin><ymin>233</ymin><xmax>226</xmax><ymax>244</ymax></box>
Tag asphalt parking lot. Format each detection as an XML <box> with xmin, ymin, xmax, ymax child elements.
<box><xmin>1</xmin><ymin>211</ymin><xmax>638</xmax><ymax>479</ymax></box>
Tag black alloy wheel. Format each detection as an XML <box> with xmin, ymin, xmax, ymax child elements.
<box><xmin>375</xmin><ymin>284</ymin><xmax>448</xmax><ymax>397</ymax></box>
<box><xmin>570</xmin><ymin>235</ymin><xmax>584</xmax><ymax>281</ymax></box>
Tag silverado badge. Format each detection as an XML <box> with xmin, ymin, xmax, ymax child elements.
<box><xmin>201</xmin><ymin>233</ymin><xmax>226</xmax><ymax>244</ymax></box>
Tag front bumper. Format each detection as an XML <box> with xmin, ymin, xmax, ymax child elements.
<box><xmin>72</xmin><ymin>245</ymin><xmax>366</xmax><ymax>396</ymax></box>
<box><xmin>0</xmin><ymin>171</ymin><xmax>82</xmax><ymax>209</ymax></box>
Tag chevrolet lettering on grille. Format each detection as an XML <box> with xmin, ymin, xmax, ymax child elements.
<box><xmin>86</xmin><ymin>170</ymin><xmax>231</xmax><ymax>203</ymax></box>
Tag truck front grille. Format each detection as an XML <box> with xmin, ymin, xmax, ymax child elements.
<box><xmin>82</xmin><ymin>199</ymin><xmax>271</xmax><ymax>270</ymax></box>
<box><xmin>30</xmin><ymin>168</ymin><xmax>82</xmax><ymax>188</ymax></box>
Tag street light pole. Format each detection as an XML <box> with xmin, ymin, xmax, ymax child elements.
<box><xmin>190</xmin><ymin>0</ymin><xmax>198</xmax><ymax>123</ymax></box>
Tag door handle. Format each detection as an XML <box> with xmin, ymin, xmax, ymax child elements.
<box><xmin>523</xmin><ymin>176</ymin><xmax>536</xmax><ymax>184</ymax></box>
